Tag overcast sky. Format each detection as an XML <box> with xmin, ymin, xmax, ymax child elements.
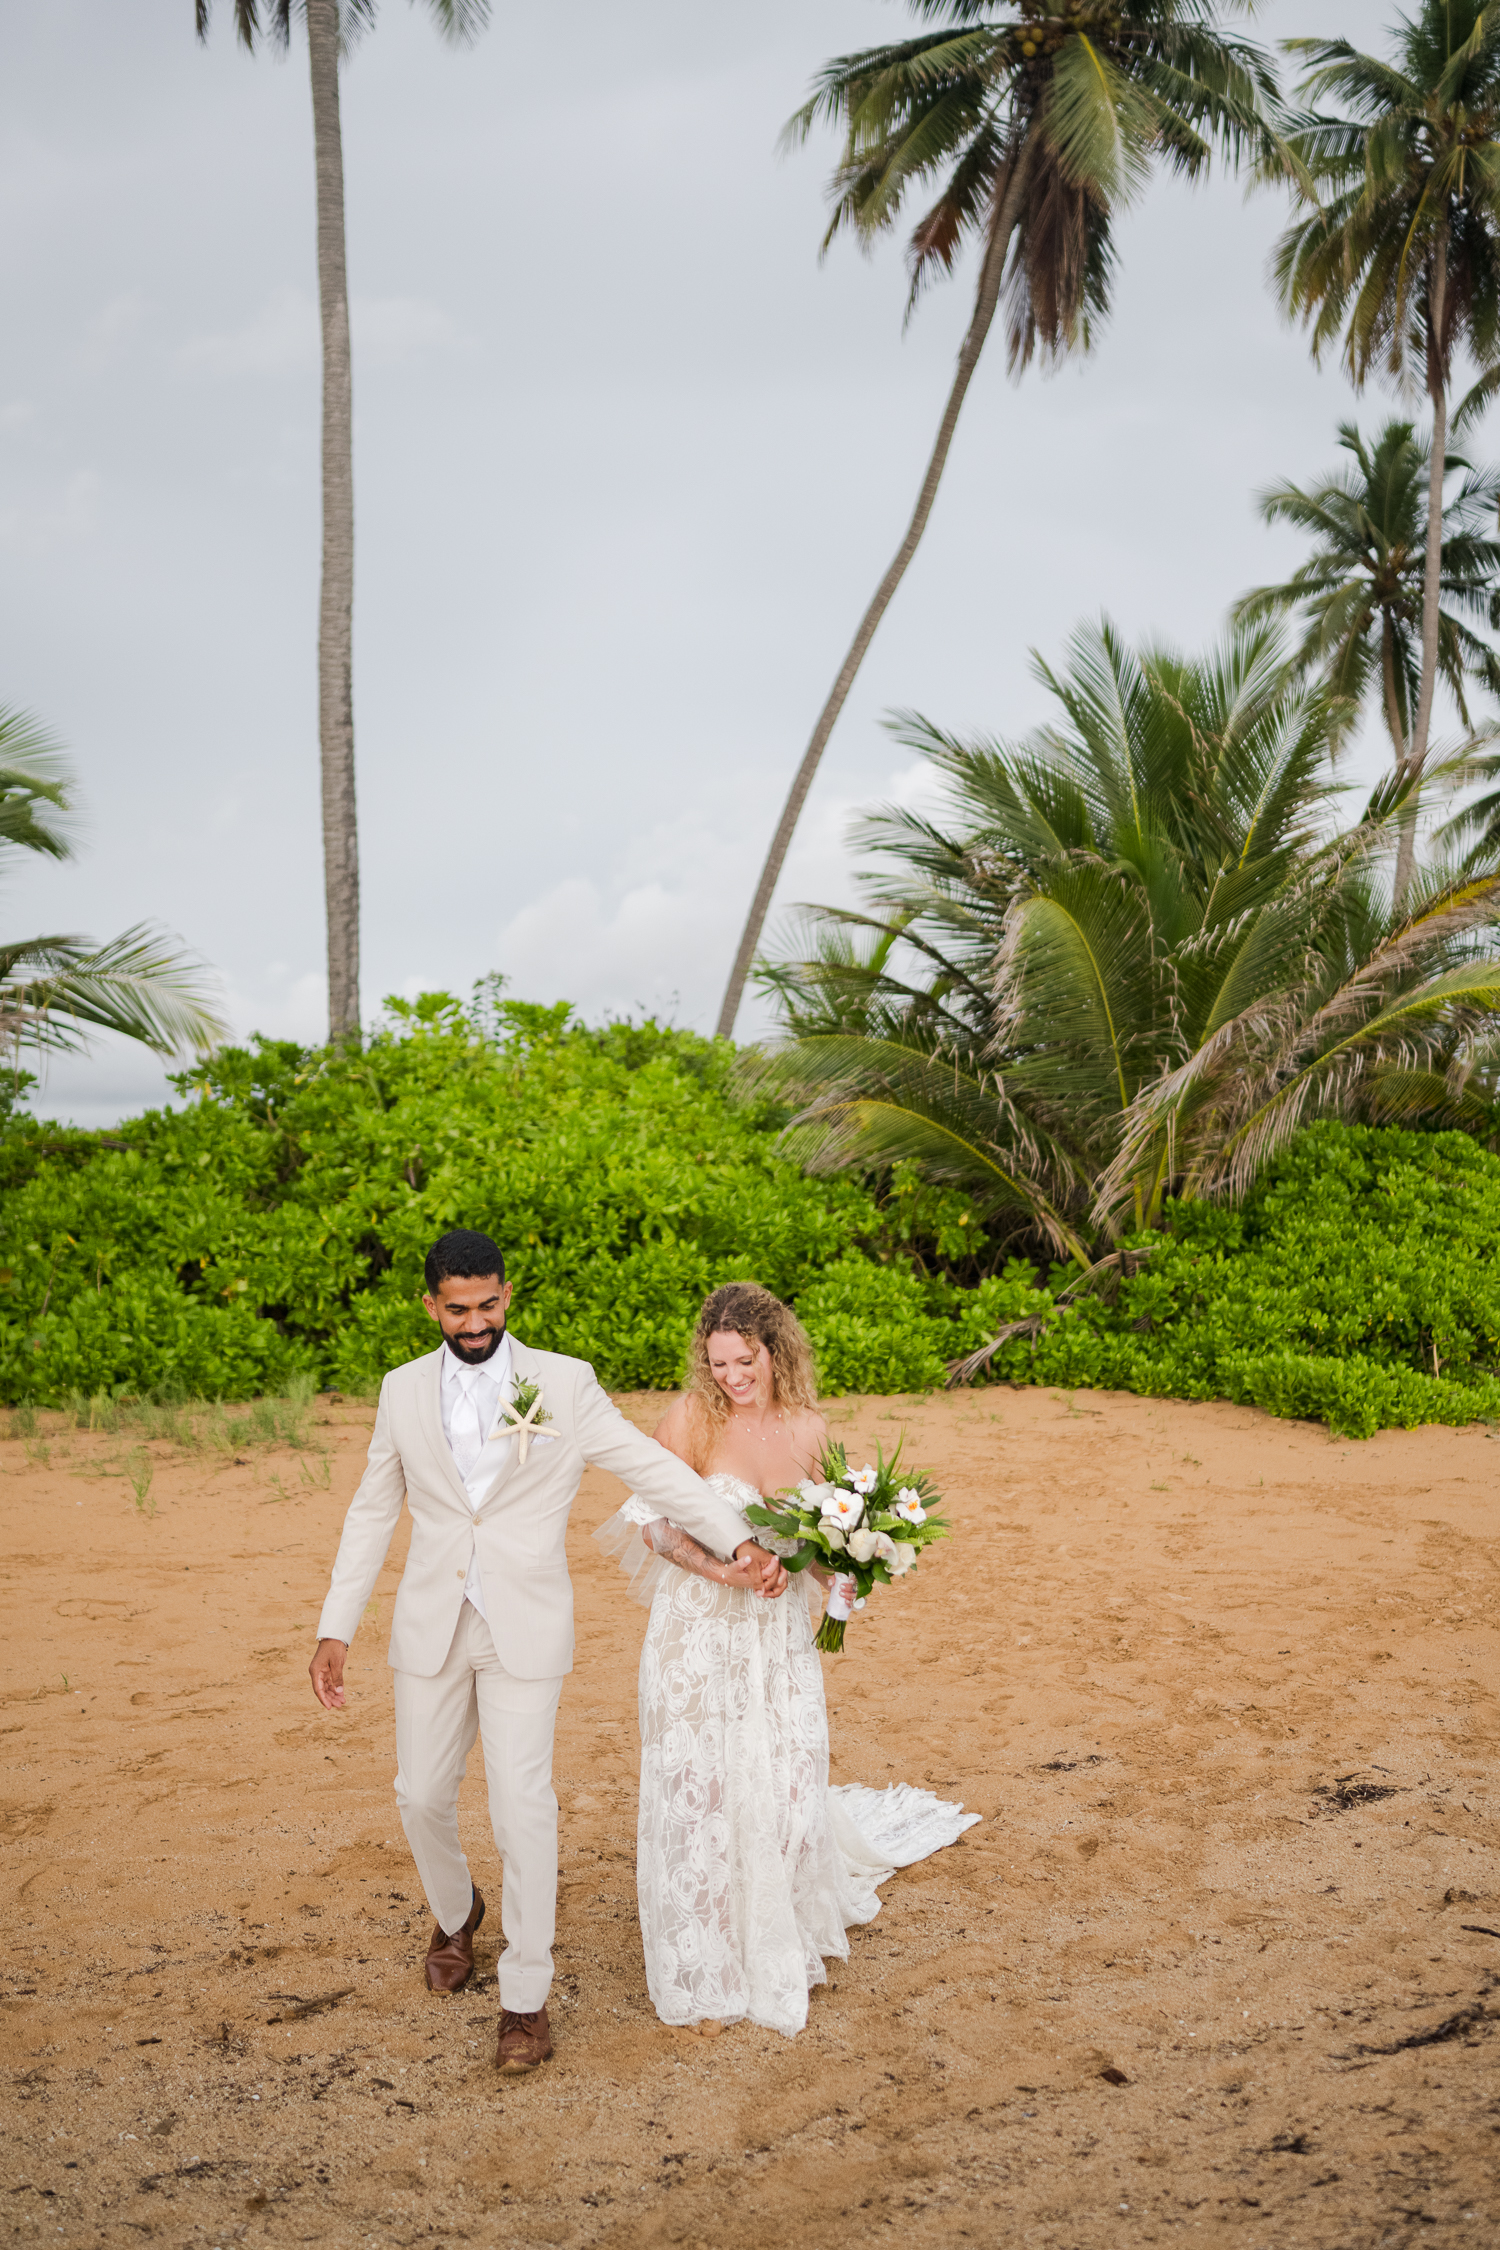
<box><xmin>1</xmin><ymin>0</ymin><xmax>1460</xmax><ymax>1124</ymax></box>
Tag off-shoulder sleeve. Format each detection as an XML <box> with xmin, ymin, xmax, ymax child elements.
<box><xmin>593</xmin><ymin>1498</ymin><xmax>673</xmax><ymax>1609</ymax></box>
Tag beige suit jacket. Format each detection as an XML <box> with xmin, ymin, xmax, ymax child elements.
<box><xmin>315</xmin><ymin>1336</ymin><xmax>750</xmax><ymax>1680</ymax></box>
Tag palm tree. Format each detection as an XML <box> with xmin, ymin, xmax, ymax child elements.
<box><xmin>0</xmin><ymin>708</ymin><xmax>226</xmax><ymax>1063</ymax></box>
<box><xmin>195</xmin><ymin>0</ymin><xmax>491</xmax><ymax>1044</ymax></box>
<box><xmin>1234</xmin><ymin>417</ymin><xmax>1500</xmax><ymax>771</ymax></box>
<box><xmin>750</xmin><ymin>620</ymin><xmax>1500</xmax><ymax>1286</ymax></box>
<box><xmin>715</xmin><ymin>0</ymin><xmax>1279</xmax><ymax>1039</ymax></box>
<box><xmin>1270</xmin><ymin>2</ymin><xmax>1500</xmax><ymax>903</ymax></box>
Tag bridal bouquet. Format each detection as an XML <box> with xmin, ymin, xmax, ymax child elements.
<box><xmin>743</xmin><ymin>1439</ymin><xmax>949</xmax><ymax>1653</ymax></box>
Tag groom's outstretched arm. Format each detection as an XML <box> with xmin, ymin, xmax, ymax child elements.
<box><xmin>310</xmin><ymin>1378</ymin><xmax>408</xmax><ymax>1702</ymax></box>
<box><xmin>571</xmin><ymin>1367</ymin><xmax>773</xmax><ymax>1574</ymax></box>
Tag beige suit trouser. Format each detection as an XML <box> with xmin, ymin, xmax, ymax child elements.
<box><xmin>392</xmin><ymin>1600</ymin><xmax>563</xmax><ymax>2014</ymax></box>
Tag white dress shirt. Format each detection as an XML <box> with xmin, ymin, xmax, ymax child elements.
<box><xmin>439</xmin><ymin>1333</ymin><xmax>514</xmax><ymax>1624</ymax></box>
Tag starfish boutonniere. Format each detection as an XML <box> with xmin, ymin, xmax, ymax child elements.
<box><xmin>494</xmin><ymin>1377</ymin><xmax>552</xmax><ymax>1465</ymax></box>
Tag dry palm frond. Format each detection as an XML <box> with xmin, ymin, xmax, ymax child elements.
<box><xmin>1099</xmin><ymin>865</ymin><xmax>1500</xmax><ymax>1213</ymax></box>
<box><xmin>944</xmin><ymin>1239</ymin><xmax>1159</xmax><ymax>1383</ymax></box>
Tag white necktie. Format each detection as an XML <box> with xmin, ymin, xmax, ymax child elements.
<box><xmin>451</xmin><ymin>1368</ymin><xmax>494</xmax><ymax>1483</ymax></box>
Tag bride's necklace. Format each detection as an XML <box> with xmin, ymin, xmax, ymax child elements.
<box><xmin>731</xmin><ymin>1402</ymin><xmax>783</xmax><ymax>1444</ymax></box>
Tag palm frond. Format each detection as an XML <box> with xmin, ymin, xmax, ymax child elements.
<box><xmin>1043</xmin><ymin>35</ymin><xmax>1157</xmax><ymax>206</ymax></box>
<box><xmin>791</xmin><ymin>1</ymin><xmax>1278</xmax><ymax>360</ymax></box>
<box><xmin>196</xmin><ymin>0</ymin><xmax>489</xmax><ymax>56</ymax></box>
<box><xmin>1234</xmin><ymin>414</ymin><xmax>1500</xmax><ymax>769</ymax></box>
<box><xmin>196</xmin><ymin>0</ymin><xmax>267</xmax><ymax>49</ymax></box>
<box><xmin>757</xmin><ymin>607</ymin><xmax>1500</xmax><ymax>1267</ymax></box>
<box><xmin>0</xmin><ymin>924</ymin><xmax>229</xmax><ymax>1061</ymax></box>
<box><xmin>0</xmin><ymin>706</ymin><xmax>76</xmax><ymax>862</ymax></box>
<box><xmin>417</xmin><ymin>0</ymin><xmax>491</xmax><ymax>42</ymax></box>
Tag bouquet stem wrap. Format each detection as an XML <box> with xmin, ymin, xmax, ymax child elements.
<box><xmin>816</xmin><ymin>1573</ymin><xmax>859</xmax><ymax>1654</ymax></box>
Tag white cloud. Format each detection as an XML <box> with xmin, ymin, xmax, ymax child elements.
<box><xmin>351</xmin><ymin>295</ymin><xmax>460</xmax><ymax>363</ymax></box>
<box><xmin>79</xmin><ymin>292</ymin><xmax>146</xmax><ymax>369</ymax></box>
<box><xmin>482</xmin><ymin>754</ymin><xmax>937</xmax><ymax>1037</ymax></box>
<box><xmin>491</xmin><ymin>875</ymin><xmax>703</xmax><ymax>1017</ymax></box>
<box><xmin>0</xmin><ymin>398</ymin><xmax>36</xmax><ymax>430</ymax></box>
<box><xmin>20</xmin><ymin>1034</ymin><xmax>181</xmax><ymax>1131</ymax></box>
<box><xmin>177</xmin><ymin>286</ymin><xmax>318</xmax><ymax>378</ymax></box>
<box><xmin>7</xmin><ymin>0</ymin><xmax>1391</xmax><ymax>1132</ymax></box>
<box><xmin>176</xmin><ymin>288</ymin><xmax>458</xmax><ymax>379</ymax></box>
<box><xmin>215</xmin><ymin>965</ymin><xmax>328</xmax><ymax>1046</ymax></box>
<box><xmin>0</xmin><ymin>467</ymin><xmax>101</xmax><ymax>550</ymax></box>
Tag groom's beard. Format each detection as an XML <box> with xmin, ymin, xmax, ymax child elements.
<box><xmin>444</xmin><ymin>1321</ymin><xmax>506</xmax><ymax>1367</ymax></box>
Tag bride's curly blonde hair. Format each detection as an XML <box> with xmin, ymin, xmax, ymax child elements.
<box><xmin>684</xmin><ymin>1282</ymin><xmax>818</xmax><ymax>1446</ymax></box>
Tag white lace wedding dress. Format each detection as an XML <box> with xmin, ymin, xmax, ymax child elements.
<box><xmin>595</xmin><ymin>1470</ymin><xmax>980</xmax><ymax>2037</ymax></box>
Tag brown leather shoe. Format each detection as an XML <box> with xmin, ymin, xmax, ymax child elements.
<box><xmin>496</xmin><ymin>2004</ymin><xmax>552</xmax><ymax>2073</ymax></box>
<box><xmin>424</xmin><ymin>1887</ymin><xmax>485</xmax><ymax>1993</ymax></box>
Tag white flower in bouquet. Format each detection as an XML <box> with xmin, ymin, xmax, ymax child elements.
<box><xmin>885</xmin><ymin>1540</ymin><xmax>918</xmax><ymax>1576</ymax></box>
<box><xmin>823</xmin><ymin>1488</ymin><xmax>865</xmax><ymax>1531</ymax></box>
<box><xmin>871</xmin><ymin>1531</ymin><xmax>900</xmax><ymax>1565</ymax></box>
<box><xmin>799</xmin><ymin>1479</ymin><xmax>837</xmax><ymax>1510</ymax></box>
<box><xmin>893</xmin><ymin>1488</ymin><xmax>927</xmax><ymax>1525</ymax></box>
<box><xmin>845</xmin><ymin>1527</ymin><xmax>881</xmax><ymax>1564</ymax></box>
<box><xmin>819</xmin><ymin>1519</ymin><xmax>848</xmax><ymax>1551</ymax></box>
<box><xmin>850</xmin><ymin>1463</ymin><xmax>878</xmax><ymax>1496</ymax></box>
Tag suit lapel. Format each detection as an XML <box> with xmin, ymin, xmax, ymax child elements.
<box><xmin>417</xmin><ymin>1346</ymin><xmax>478</xmax><ymax>1514</ymax></box>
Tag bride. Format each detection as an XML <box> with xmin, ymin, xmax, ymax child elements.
<box><xmin>596</xmin><ymin>1281</ymin><xmax>977</xmax><ymax>2037</ymax></box>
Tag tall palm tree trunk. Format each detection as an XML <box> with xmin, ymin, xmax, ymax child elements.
<box><xmin>714</xmin><ymin>159</ymin><xmax>1024</xmax><ymax>1040</ymax></box>
<box><xmin>308</xmin><ymin>0</ymin><xmax>361</xmax><ymax>1044</ymax></box>
<box><xmin>1396</xmin><ymin>228</ymin><xmax>1450</xmax><ymax>907</ymax></box>
<box><xmin>1380</xmin><ymin>611</ymin><xmax>1406</xmax><ymax>766</ymax></box>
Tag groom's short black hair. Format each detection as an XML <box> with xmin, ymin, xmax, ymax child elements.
<box><xmin>424</xmin><ymin>1229</ymin><xmax>506</xmax><ymax>1293</ymax></box>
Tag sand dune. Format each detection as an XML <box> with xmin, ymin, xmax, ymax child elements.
<box><xmin>2</xmin><ymin>1383</ymin><xmax>1497</xmax><ymax>2248</ymax></box>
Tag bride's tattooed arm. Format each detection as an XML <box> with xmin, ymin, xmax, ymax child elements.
<box><xmin>643</xmin><ymin>1518</ymin><xmax>768</xmax><ymax>1592</ymax></box>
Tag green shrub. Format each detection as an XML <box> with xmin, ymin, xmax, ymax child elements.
<box><xmin>0</xmin><ymin>997</ymin><xmax>921</xmax><ymax>1403</ymax></box>
<box><xmin>987</xmin><ymin>1122</ymin><xmax>1500</xmax><ymax>1436</ymax></box>
<box><xmin>6</xmin><ymin>1005</ymin><xmax>1500</xmax><ymax>1438</ymax></box>
<box><xmin>796</xmin><ymin>1257</ymin><xmax>951</xmax><ymax>1394</ymax></box>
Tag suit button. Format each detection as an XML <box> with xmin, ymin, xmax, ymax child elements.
<box><xmin>456</xmin><ymin>1569</ymin><xmax>465</xmax><ymax>1579</ymax></box>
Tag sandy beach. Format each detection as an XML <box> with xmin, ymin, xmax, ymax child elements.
<box><xmin>2</xmin><ymin>1383</ymin><xmax>1496</xmax><ymax>2249</ymax></box>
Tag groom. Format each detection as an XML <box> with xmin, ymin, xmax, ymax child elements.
<box><xmin>308</xmin><ymin>1227</ymin><xmax>783</xmax><ymax>2072</ymax></box>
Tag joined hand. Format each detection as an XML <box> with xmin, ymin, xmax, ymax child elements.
<box><xmin>733</xmin><ymin>1540</ymin><xmax>788</xmax><ymax>1599</ymax></box>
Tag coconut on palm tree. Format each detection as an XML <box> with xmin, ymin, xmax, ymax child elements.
<box><xmin>1270</xmin><ymin>2</ymin><xmax>1500</xmax><ymax>902</ymax></box>
<box><xmin>715</xmin><ymin>0</ymin><xmax>1280</xmax><ymax>1039</ymax></box>
<box><xmin>0</xmin><ymin>708</ymin><xmax>226</xmax><ymax>1064</ymax></box>
<box><xmin>1234</xmin><ymin>418</ymin><xmax>1500</xmax><ymax>771</ymax></box>
<box><xmin>195</xmin><ymin>0</ymin><xmax>491</xmax><ymax>1044</ymax></box>
<box><xmin>751</xmin><ymin>620</ymin><xmax>1500</xmax><ymax>1288</ymax></box>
